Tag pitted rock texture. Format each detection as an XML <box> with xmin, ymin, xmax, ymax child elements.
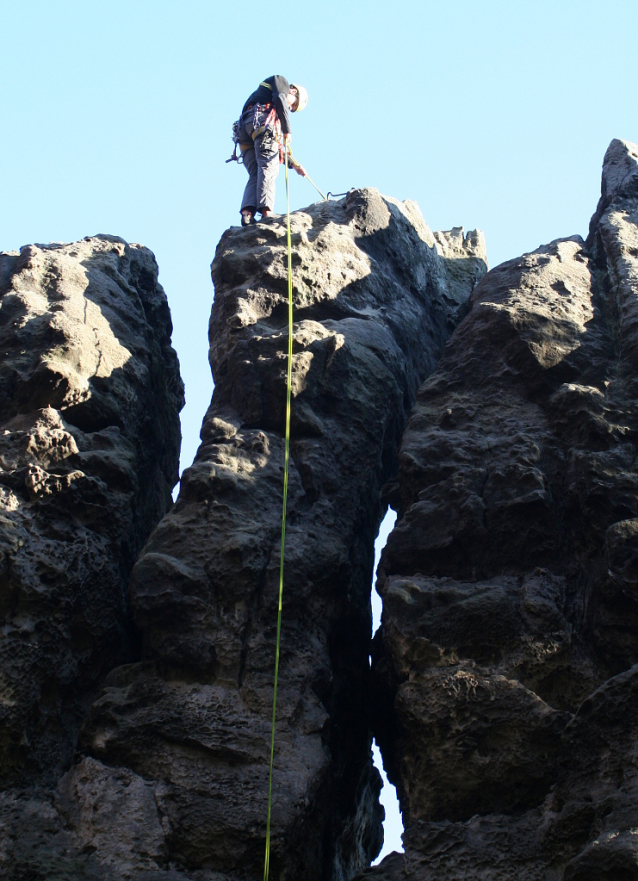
<box><xmin>0</xmin><ymin>235</ymin><xmax>183</xmax><ymax>784</ymax></box>
<box><xmin>29</xmin><ymin>190</ymin><xmax>487</xmax><ymax>881</ymax></box>
<box><xmin>368</xmin><ymin>138</ymin><xmax>638</xmax><ymax>879</ymax></box>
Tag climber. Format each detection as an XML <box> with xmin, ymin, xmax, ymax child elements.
<box><xmin>237</xmin><ymin>76</ymin><xmax>308</xmax><ymax>226</ymax></box>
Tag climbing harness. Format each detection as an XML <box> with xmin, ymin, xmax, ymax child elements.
<box><xmin>226</xmin><ymin>79</ymin><xmax>274</xmax><ymax>163</ymax></box>
<box><xmin>252</xmin><ymin>105</ymin><xmax>279</xmax><ymax>141</ymax></box>
<box><xmin>226</xmin><ymin>104</ymin><xmax>278</xmax><ymax>164</ymax></box>
<box><xmin>263</xmin><ymin>144</ymin><xmax>295</xmax><ymax>881</ymax></box>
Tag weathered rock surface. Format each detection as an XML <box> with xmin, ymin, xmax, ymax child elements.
<box><xmin>10</xmin><ymin>139</ymin><xmax>636</xmax><ymax>880</ymax></box>
<box><xmin>0</xmin><ymin>236</ymin><xmax>183</xmax><ymax>849</ymax></box>
<box><xmin>368</xmin><ymin>138</ymin><xmax>638</xmax><ymax>879</ymax></box>
<box><xmin>9</xmin><ymin>191</ymin><xmax>485</xmax><ymax>881</ymax></box>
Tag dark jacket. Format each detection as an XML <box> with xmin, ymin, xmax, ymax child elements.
<box><xmin>242</xmin><ymin>75</ymin><xmax>292</xmax><ymax>135</ymax></box>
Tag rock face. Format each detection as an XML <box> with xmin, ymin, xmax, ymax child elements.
<box><xmin>367</xmin><ymin>138</ymin><xmax>638</xmax><ymax>880</ymax></box>
<box><xmin>0</xmin><ymin>237</ymin><xmax>183</xmax><ymax>823</ymax></box>
<box><xmin>22</xmin><ymin>191</ymin><xmax>485</xmax><ymax>881</ymax></box>
<box><xmin>6</xmin><ymin>141</ymin><xmax>636</xmax><ymax>881</ymax></box>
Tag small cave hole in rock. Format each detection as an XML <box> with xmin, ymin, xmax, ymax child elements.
<box><xmin>370</xmin><ymin>506</ymin><xmax>404</xmax><ymax>864</ymax></box>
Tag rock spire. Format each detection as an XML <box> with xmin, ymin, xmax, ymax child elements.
<box><xmin>366</xmin><ymin>137</ymin><xmax>638</xmax><ymax>880</ymax></box>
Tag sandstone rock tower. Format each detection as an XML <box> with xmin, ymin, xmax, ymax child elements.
<box><xmin>79</xmin><ymin>191</ymin><xmax>486</xmax><ymax>879</ymax></box>
<box><xmin>366</xmin><ymin>138</ymin><xmax>638</xmax><ymax>880</ymax></box>
<box><xmin>1</xmin><ymin>140</ymin><xmax>637</xmax><ymax>881</ymax></box>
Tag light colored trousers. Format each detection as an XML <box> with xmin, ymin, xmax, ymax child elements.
<box><xmin>239</xmin><ymin>108</ymin><xmax>280</xmax><ymax>214</ymax></box>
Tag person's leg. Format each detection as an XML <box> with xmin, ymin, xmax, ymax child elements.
<box><xmin>239</xmin><ymin>107</ymin><xmax>259</xmax><ymax>222</ymax></box>
<box><xmin>254</xmin><ymin>133</ymin><xmax>280</xmax><ymax>214</ymax></box>
<box><xmin>240</xmin><ymin>145</ymin><xmax>257</xmax><ymax>221</ymax></box>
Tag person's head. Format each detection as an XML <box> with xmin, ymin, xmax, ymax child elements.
<box><xmin>287</xmin><ymin>84</ymin><xmax>308</xmax><ymax>112</ymax></box>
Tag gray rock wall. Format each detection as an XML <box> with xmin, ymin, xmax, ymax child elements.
<box><xmin>6</xmin><ymin>141</ymin><xmax>635</xmax><ymax>881</ymax></box>
<box><xmin>366</xmin><ymin>138</ymin><xmax>638</xmax><ymax>880</ymax></box>
<box><xmin>41</xmin><ymin>191</ymin><xmax>484</xmax><ymax>881</ymax></box>
<box><xmin>0</xmin><ymin>236</ymin><xmax>184</xmax><ymax>870</ymax></box>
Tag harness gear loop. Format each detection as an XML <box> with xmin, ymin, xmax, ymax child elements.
<box><xmin>263</xmin><ymin>144</ymin><xmax>294</xmax><ymax>881</ymax></box>
<box><xmin>226</xmin><ymin>118</ymin><xmax>243</xmax><ymax>164</ymax></box>
<box><xmin>225</xmin><ymin>144</ymin><xmax>240</xmax><ymax>164</ymax></box>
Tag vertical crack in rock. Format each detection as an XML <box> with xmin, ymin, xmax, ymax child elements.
<box><xmin>48</xmin><ymin>190</ymin><xmax>485</xmax><ymax>881</ymax></box>
<box><xmin>0</xmin><ymin>236</ymin><xmax>184</xmax><ymax>874</ymax></box>
<box><xmin>366</xmin><ymin>139</ymin><xmax>638</xmax><ymax>880</ymax></box>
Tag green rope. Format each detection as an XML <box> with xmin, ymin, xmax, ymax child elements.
<box><xmin>288</xmin><ymin>150</ymin><xmax>328</xmax><ymax>202</ymax></box>
<box><xmin>263</xmin><ymin>144</ymin><xmax>295</xmax><ymax>881</ymax></box>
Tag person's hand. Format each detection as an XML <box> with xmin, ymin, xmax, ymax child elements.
<box><xmin>295</xmin><ymin>164</ymin><xmax>307</xmax><ymax>177</ymax></box>
<box><xmin>284</xmin><ymin>132</ymin><xmax>292</xmax><ymax>146</ymax></box>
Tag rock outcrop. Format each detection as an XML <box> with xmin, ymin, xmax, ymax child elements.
<box><xmin>367</xmin><ymin>138</ymin><xmax>638</xmax><ymax>880</ymax></box>
<box><xmin>5</xmin><ymin>141</ymin><xmax>636</xmax><ymax>881</ymax></box>
<box><xmin>6</xmin><ymin>191</ymin><xmax>485</xmax><ymax>881</ymax></box>
<box><xmin>0</xmin><ymin>237</ymin><xmax>183</xmax><ymax>867</ymax></box>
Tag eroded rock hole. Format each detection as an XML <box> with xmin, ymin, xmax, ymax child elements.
<box><xmin>370</xmin><ymin>506</ymin><xmax>404</xmax><ymax>864</ymax></box>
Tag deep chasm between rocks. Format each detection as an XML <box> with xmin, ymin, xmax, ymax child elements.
<box><xmin>1</xmin><ymin>140</ymin><xmax>638</xmax><ymax>881</ymax></box>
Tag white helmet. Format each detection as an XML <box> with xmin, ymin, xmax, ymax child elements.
<box><xmin>290</xmin><ymin>83</ymin><xmax>308</xmax><ymax>112</ymax></box>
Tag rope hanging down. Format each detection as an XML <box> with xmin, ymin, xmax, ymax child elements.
<box><xmin>263</xmin><ymin>145</ymin><xmax>295</xmax><ymax>881</ymax></box>
<box><xmin>288</xmin><ymin>150</ymin><xmax>328</xmax><ymax>202</ymax></box>
<box><xmin>263</xmin><ymin>145</ymin><xmax>332</xmax><ymax>880</ymax></box>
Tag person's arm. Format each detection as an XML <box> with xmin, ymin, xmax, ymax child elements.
<box><xmin>270</xmin><ymin>75</ymin><xmax>292</xmax><ymax>134</ymax></box>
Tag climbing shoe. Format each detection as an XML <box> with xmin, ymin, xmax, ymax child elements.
<box><xmin>241</xmin><ymin>211</ymin><xmax>255</xmax><ymax>226</ymax></box>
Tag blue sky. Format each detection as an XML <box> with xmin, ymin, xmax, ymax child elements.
<box><xmin>2</xmin><ymin>0</ymin><xmax>636</xmax><ymax>474</ymax></box>
<box><xmin>1</xmin><ymin>0</ymin><xmax>637</xmax><ymax>862</ymax></box>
